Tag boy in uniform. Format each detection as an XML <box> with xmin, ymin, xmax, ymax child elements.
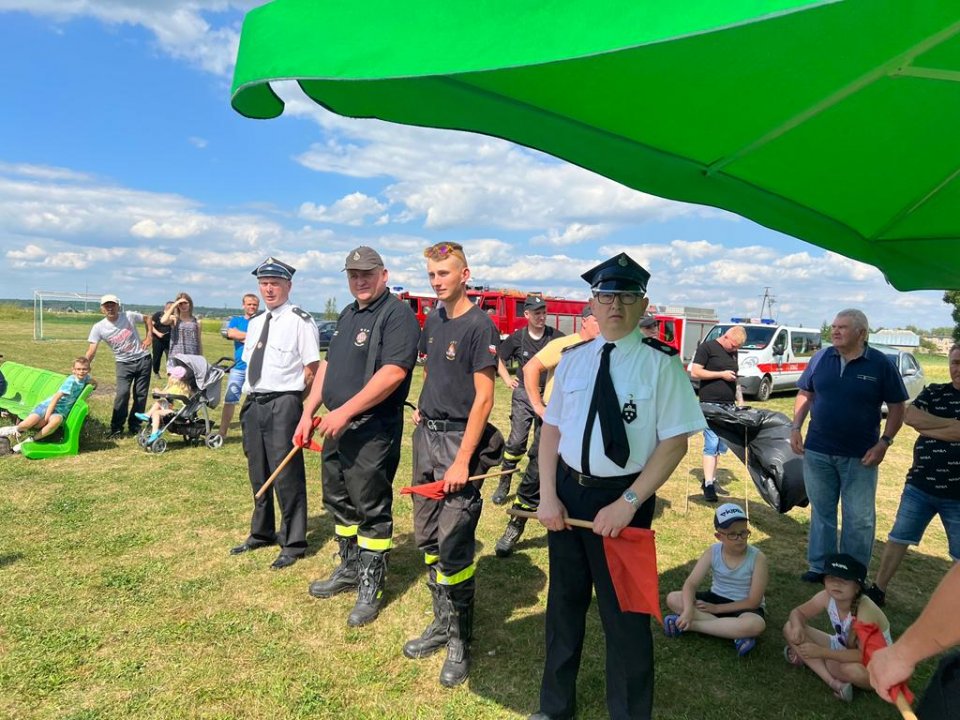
<box><xmin>404</xmin><ymin>241</ymin><xmax>502</xmax><ymax>688</ymax></box>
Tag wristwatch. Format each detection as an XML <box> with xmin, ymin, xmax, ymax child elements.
<box><xmin>622</xmin><ymin>489</ymin><xmax>640</xmax><ymax>508</ymax></box>
<box><xmin>881</xmin><ymin>435</ymin><xmax>894</xmax><ymax>446</ymax></box>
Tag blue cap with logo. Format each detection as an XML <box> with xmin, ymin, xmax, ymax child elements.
<box><xmin>252</xmin><ymin>257</ymin><xmax>295</xmax><ymax>280</ymax></box>
<box><xmin>581</xmin><ymin>252</ymin><xmax>650</xmax><ymax>293</ymax></box>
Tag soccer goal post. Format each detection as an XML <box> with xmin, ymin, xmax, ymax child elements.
<box><xmin>33</xmin><ymin>290</ymin><xmax>103</xmax><ymax>341</ymax></box>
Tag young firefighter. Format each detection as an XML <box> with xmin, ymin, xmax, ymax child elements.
<box><xmin>783</xmin><ymin>553</ymin><xmax>891</xmax><ymax>703</ymax></box>
<box><xmin>0</xmin><ymin>356</ymin><xmax>96</xmax><ymax>452</ymax></box>
<box><xmin>404</xmin><ymin>241</ymin><xmax>501</xmax><ymax>687</ymax></box>
<box><xmin>663</xmin><ymin>503</ymin><xmax>768</xmax><ymax>656</ymax></box>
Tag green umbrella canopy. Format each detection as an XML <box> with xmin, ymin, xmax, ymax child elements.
<box><xmin>231</xmin><ymin>0</ymin><xmax>960</xmax><ymax>291</ymax></box>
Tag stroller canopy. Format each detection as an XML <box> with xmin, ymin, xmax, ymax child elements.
<box><xmin>170</xmin><ymin>354</ymin><xmax>224</xmax><ymax>409</ymax></box>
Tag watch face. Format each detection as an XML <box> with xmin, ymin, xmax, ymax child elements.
<box><xmin>623</xmin><ymin>490</ymin><xmax>639</xmax><ymax>506</ymax></box>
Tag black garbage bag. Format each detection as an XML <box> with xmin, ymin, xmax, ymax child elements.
<box><xmin>700</xmin><ymin>402</ymin><xmax>808</xmax><ymax>514</ymax></box>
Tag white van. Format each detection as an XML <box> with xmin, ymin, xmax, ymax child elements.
<box><xmin>697</xmin><ymin>322</ymin><xmax>823</xmax><ymax>401</ymax></box>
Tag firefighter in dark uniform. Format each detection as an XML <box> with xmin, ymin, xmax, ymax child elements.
<box><xmin>231</xmin><ymin>257</ymin><xmax>321</xmax><ymax>570</ymax></box>
<box><xmin>404</xmin><ymin>241</ymin><xmax>502</xmax><ymax>688</ymax></box>
<box><xmin>296</xmin><ymin>246</ymin><xmax>420</xmax><ymax>627</ymax></box>
<box><xmin>530</xmin><ymin>253</ymin><xmax>706</xmax><ymax>720</ymax></box>
<box><xmin>493</xmin><ymin>296</ymin><xmax>564</xmax><ymax>505</ymax></box>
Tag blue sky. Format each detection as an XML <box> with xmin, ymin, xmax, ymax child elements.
<box><xmin>0</xmin><ymin>1</ymin><xmax>953</xmax><ymax>329</ymax></box>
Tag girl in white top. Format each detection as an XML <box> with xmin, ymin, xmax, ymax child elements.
<box><xmin>783</xmin><ymin>553</ymin><xmax>891</xmax><ymax>702</ymax></box>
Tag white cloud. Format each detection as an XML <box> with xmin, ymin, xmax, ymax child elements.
<box><xmin>299</xmin><ymin>192</ymin><xmax>388</xmax><ymax>226</ymax></box>
<box><xmin>531</xmin><ymin>223</ymin><xmax>611</xmax><ymax>247</ymax></box>
<box><xmin>188</xmin><ymin>136</ymin><xmax>209</xmax><ymax>149</ymax></box>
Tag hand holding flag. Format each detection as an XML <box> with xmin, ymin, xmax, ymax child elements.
<box><xmin>293</xmin><ymin>415</ymin><xmax>323</xmax><ymax>452</ymax></box>
<box><xmin>399</xmin><ymin>466</ymin><xmax>519</xmax><ymax>500</ymax></box>
<box><xmin>856</xmin><ymin>620</ymin><xmax>917</xmax><ymax>720</ymax></box>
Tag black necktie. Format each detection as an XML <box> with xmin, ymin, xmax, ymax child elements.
<box><xmin>246</xmin><ymin>312</ymin><xmax>272</xmax><ymax>388</ymax></box>
<box><xmin>581</xmin><ymin>342</ymin><xmax>630</xmax><ymax>474</ymax></box>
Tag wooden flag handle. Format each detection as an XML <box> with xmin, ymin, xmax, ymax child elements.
<box><xmin>507</xmin><ymin>507</ymin><xmax>593</xmax><ymax>530</ymax></box>
<box><xmin>254</xmin><ymin>445</ymin><xmax>301</xmax><ymax>500</ymax></box>
<box><xmin>469</xmin><ymin>466</ymin><xmax>520</xmax><ymax>482</ymax></box>
<box><xmin>895</xmin><ymin>694</ymin><xmax>917</xmax><ymax>720</ymax></box>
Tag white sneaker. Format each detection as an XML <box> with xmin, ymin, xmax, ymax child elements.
<box><xmin>12</xmin><ymin>437</ymin><xmax>33</xmax><ymax>453</ymax></box>
<box><xmin>0</xmin><ymin>426</ymin><xmax>20</xmax><ymax>439</ymax></box>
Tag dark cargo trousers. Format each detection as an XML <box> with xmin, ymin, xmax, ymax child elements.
<box><xmin>322</xmin><ymin>411</ymin><xmax>402</xmax><ymax>550</ymax></box>
<box><xmin>503</xmin><ymin>385</ymin><xmax>536</xmax><ymax>467</ymax></box>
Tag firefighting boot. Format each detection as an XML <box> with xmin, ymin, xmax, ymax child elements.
<box><xmin>439</xmin><ymin>581</ymin><xmax>474</xmax><ymax>687</ymax></box>
<box><xmin>495</xmin><ymin>515</ymin><xmax>527</xmax><ymax>558</ymax></box>
<box><xmin>491</xmin><ymin>463</ymin><xmax>516</xmax><ymax>505</ymax></box>
<box><xmin>308</xmin><ymin>536</ymin><xmax>359</xmax><ymax>598</ymax></box>
<box><xmin>403</xmin><ymin>567</ymin><xmax>448</xmax><ymax>659</ymax></box>
<box><xmin>347</xmin><ymin>550</ymin><xmax>387</xmax><ymax>627</ymax></box>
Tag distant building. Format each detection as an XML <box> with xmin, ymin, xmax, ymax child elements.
<box><xmin>923</xmin><ymin>336</ymin><xmax>955</xmax><ymax>355</ymax></box>
<box><xmin>869</xmin><ymin>329</ymin><xmax>920</xmax><ymax>350</ymax></box>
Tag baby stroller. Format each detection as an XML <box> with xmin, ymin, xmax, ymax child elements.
<box><xmin>137</xmin><ymin>354</ymin><xmax>233</xmax><ymax>454</ymax></box>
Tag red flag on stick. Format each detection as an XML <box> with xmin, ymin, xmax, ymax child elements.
<box><xmin>293</xmin><ymin>416</ymin><xmax>323</xmax><ymax>452</ymax></box>
<box><xmin>602</xmin><ymin>527</ymin><xmax>662</xmax><ymax>621</ymax></box>
<box><xmin>400</xmin><ymin>479</ymin><xmax>447</xmax><ymax>500</ymax></box>
<box><xmin>507</xmin><ymin>509</ymin><xmax>662</xmax><ymax>620</ymax></box>
<box><xmin>855</xmin><ymin>620</ymin><xmax>917</xmax><ymax>718</ymax></box>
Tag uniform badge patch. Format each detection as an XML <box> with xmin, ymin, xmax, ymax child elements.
<box><xmin>622</xmin><ymin>395</ymin><xmax>637</xmax><ymax>424</ymax></box>
<box><xmin>487</xmin><ymin>344</ymin><xmax>497</xmax><ymax>356</ymax></box>
<box><xmin>355</xmin><ymin>330</ymin><xmax>369</xmax><ymax>347</ymax></box>
<box><xmin>446</xmin><ymin>341</ymin><xmax>458</xmax><ymax>360</ymax></box>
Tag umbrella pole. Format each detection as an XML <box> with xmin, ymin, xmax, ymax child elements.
<box><xmin>684</xmin><ymin>469</ymin><xmax>690</xmax><ymax>514</ymax></box>
<box><xmin>743</xmin><ymin>425</ymin><xmax>749</xmax><ymax>517</ymax></box>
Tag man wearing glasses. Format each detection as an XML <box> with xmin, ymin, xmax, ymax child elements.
<box><xmin>531</xmin><ymin>253</ymin><xmax>705</xmax><ymax>720</ymax></box>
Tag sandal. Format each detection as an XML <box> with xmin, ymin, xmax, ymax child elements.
<box><xmin>832</xmin><ymin>682</ymin><xmax>853</xmax><ymax>702</ymax></box>
<box><xmin>663</xmin><ymin>614</ymin><xmax>683</xmax><ymax>639</ymax></box>
<box><xmin>734</xmin><ymin>637</ymin><xmax>756</xmax><ymax>657</ymax></box>
<box><xmin>783</xmin><ymin>645</ymin><xmax>804</xmax><ymax>667</ymax></box>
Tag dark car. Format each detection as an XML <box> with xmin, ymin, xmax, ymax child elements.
<box><xmin>317</xmin><ymin>320</ymin><xmax>337</xmax><ymax>351</ymax></box>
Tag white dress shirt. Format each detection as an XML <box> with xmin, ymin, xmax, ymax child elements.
<box><xmin>544</xmin><ymin>328</ymin><xmax>706</xmax><ymax>476</ymax></box>
<box><xmin>241</xmin><ymin>301</ymin><xmax>321</xmax><ymax>393</ymax></box>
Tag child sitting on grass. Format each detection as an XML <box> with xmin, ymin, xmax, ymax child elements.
<box><xmin>783</xmin><ymin>553</ymin><xmax>890</xmax><ymax>702</ymax></box>
<box><xmin>663</xmin><ymin>502</ymin><xmax>768</xmax><ymax>656</ymax></box>
<box><xmin>0</xmin><ymin>356</ymin><xmax>96</xmax><ymax>453</ymax></box>
<box><xmin>135</xmin><ymin>365</ymin><xmax>193</xmax><ymax>444</ymax></box>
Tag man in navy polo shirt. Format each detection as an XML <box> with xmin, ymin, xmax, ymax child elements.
<box><xmin>790</xmin><ymin>309</ymin><xmax>908</xmax><ymax>582</ymax></box>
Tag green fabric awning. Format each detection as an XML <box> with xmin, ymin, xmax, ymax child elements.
<box><xmin>231</xmin><ymin>0</ymin><xmax>960</xmax><ymax>291</ymax></box>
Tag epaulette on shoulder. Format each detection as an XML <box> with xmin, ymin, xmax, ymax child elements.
<box><xmin>291</xmin><ymin>306</ymin><xmax>314</xmax><ymax>322</ymax></box>
<box><xmin>561</xmin><ymin>339</ymin><xmax>592</xmax><ymax>354</ymax></box>
<box><xmin>642</xmin><ymin>337</ymin><xmax>679</xmax><ymax>356</ymax></box>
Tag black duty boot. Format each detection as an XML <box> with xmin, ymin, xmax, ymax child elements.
<box><xmin>495</xmin><ymin>516</ymin><xmax>527</xmax><ymax>558</ymax></box>
<box><xmin>308</xmin><ymin>536</ymin><xmax>359</xmax><ymax>598</ymax></box>
<box><xmin>348</xmin><ymin>550</ymin><xmax>387</xmax><ymax>627</ymax></box>
<box><xmin>492</xmin><ymin>467</ymin><xmax>515</xmax><ymax>506</ymax></box>
<box><xmin>439</xmin><ymin>581</ymin><xmax>474</xmax><ymax>687</ymax></box>
<box><xmin>403</xmin><ymin>568</ymin><xmax>448</xmax><ymax>659</ymax></box>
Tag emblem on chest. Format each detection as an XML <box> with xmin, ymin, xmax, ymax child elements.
<box><xmin>355</xmin><ymin>329</ymin><xmax>369</xmax><ymax>347</ymax></box>
<box><xmin>445</xmin><ymin>340</ymin><xmax>458</xmax><ymax>360</ymax></box>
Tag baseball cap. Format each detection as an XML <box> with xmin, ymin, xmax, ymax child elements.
<box><xmin>714</xmin><ymin>503</ymin><xmax>748</xmax><ymax>529</ymax></box>
<box><xmin>343</xmin><ymin>246</ymin><xmax>384</xmax><ymax>271</ymax></box>
<box><xmin>100</xmin><ymin>294</ymin><xmax>120</xmax><ymax>306</ymax></box>
<box><xmin>823</xmin><ymin>553</ymin><xmax>867</xmax><ymax>586</ymax></box>
<box><xmin>523</xmin><ymin>295</ymin><xmax>546</xmax><ymax>311</ymax></box>
<box><xmin>638</xmin><ymin>316</ymin><xmax>657</xmax><ymax>329</ymax></box>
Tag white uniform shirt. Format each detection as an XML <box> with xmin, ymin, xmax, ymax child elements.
<box><xmin>241</xmin><ymin>301</ymin><xmax>321</xmax><ymax>393</ymax></box>
<box><xmin>544</xmin><ymin>328</ymin><xmax>706</xmax><ymax>477</ymax></box>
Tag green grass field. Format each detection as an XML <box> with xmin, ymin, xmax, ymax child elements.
<box><xmin>0</xmin><ymin>307</ymin><xmax>953</xmax><ymax>719</ymax></box>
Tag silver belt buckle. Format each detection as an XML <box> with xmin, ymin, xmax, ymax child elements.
<box><xmin>426</xmin><ymin>419</ymin><xmax>439</xmax><ymax>431</ymax></box>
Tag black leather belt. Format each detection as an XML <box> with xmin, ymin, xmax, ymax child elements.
<box><xmin>422</xmin><ymin>416</ymin><xmax>468</xmax><ymax>432</ymax></box>
<box><xmin>247</xmin><ymin>391</ymin><xmax>301</xmax><ymax>404</ymax></box>
<box><xmin>560</xmin><ymin>459</ymin><xmax>639</xmax><ymax>490</ymax></box>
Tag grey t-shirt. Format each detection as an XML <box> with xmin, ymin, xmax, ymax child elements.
<box><xmin>88</xmin><ymin>311</ymin><xmax>149</xmax><ymax>364</ymax></box>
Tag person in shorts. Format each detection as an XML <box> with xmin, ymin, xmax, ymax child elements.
<box><xmin>866</xmin><ymin>343</ymin><xmax>960</xmax><ymax>607</ymax></box>
<box><xmin>218</xmin><ymin>293</ymin><xmax>261</xmax><ymax>439</ymax></box>
<box><xmin>0</xmin><ymin>357</ymin><xmax>96</xmax><ymax>452</ymax></box>
<box><xmin>663</xmin><ymin>503</ymin><xmax>768</xmax><ymax>657</ymax></box>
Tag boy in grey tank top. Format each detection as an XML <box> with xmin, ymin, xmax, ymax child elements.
<box><xmin>663</xmin><ymin>503</ymin><xmax>768</xmax><ymax>656</ymax></box>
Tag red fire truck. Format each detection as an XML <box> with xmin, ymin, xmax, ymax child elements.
<box><xmin>647</xmin><ymin>304</ymin><xmax>719</xmax><ymax>362</ymax></box>
<box><xmin>396</xmin><ymin>288</ymin><xmax>589</xmax><ymax>339</ymax></box>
